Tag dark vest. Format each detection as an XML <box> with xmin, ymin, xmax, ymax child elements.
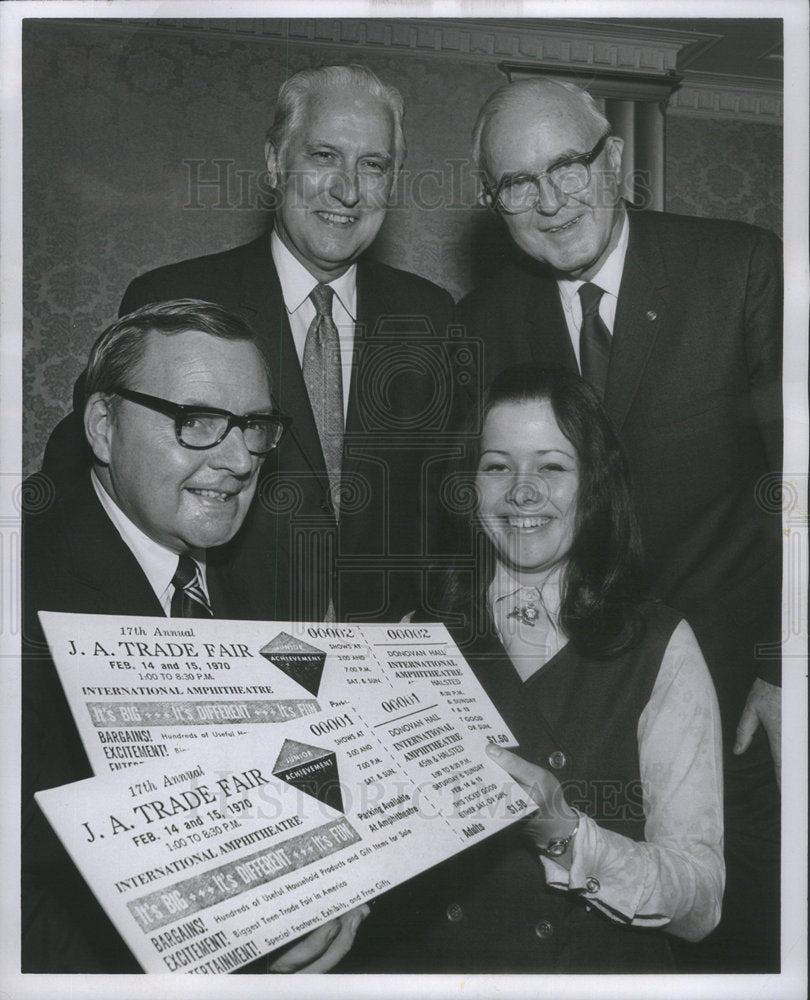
<box><xmin>340</xmin><ymin>602</ymin><xmax>681</xmax><ymax>974</ymax></box>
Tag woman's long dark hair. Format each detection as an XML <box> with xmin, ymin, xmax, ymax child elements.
<box><xmin>433</xmin><ymin>364</ymin><xmax>645</xmax><ymax>658</ymax></box>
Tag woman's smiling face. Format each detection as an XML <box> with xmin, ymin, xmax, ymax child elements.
<box><xmin>476</xmin><ymin>399</ymin><xmax>579</xmax><ymax>580</ymax></box>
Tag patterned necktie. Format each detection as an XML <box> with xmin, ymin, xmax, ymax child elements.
<box><xmin>303</xmin><ymin>283</ymin><xmax>344</xmax><ymax>518</ymax></box>
<box><xmin>578</xmin><ymin>282</ymin><xmax>612</xmax><ymax>399</ymax></box>
<box><xmin>170</xmin><ymin>554</ymin><xmax>213</xmax><ymax>618</ymax></box>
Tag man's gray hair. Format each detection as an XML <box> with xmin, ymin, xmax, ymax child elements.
<box><xmin>266</xmin><ymin>64</ymin><xmax>406</xmax><ymax>169</ymax></box>
<box><xmin>84</xmin><ymin>299</ymin><xmax>271</xmax><ymax>405</ymax></box>
<box><xmin>471</xmin><ymin>77</ymin><xmax>611</xmax><ymax>176</ymax></box>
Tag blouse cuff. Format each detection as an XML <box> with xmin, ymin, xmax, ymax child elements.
<box><xmin>541</xmin><ymin>813</ymin><xmax>664</xmax><ymax>926</ymax></box>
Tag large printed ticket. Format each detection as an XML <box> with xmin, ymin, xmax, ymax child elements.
<box><xmin>34</xmin><ymin>612</ymin><xmax>535</xmax><ymax>973</ymax></box>
<box><xmin>37</xmin><ymin>612</ymin><xmax>516</xmax><ymax>773</ymax></box>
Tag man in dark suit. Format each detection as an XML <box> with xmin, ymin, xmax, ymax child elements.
<box><xmin>457</xmin><ymin>77</ymin><xmax>782</xmax><ymax>972</ymax></box>
<box><xmin>43</xmin><ymin>64</ymin><xmax>458</xmax><ymax>624</ymax></box>
<box><xmin>23</xmin><ymin>300</ymin><xmax>367</xmax><ymax>973</ymax></box>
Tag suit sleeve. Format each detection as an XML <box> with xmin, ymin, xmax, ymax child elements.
<box><xmin>118</xmin><ymin>254</ymin><xmax>231</xmax><ymax>316</ymax></box>
<box><xmin>743</xmin><ymin>231</ymin><xmax>783</xmax><ymax>686</ymax></box>
<box><xmin>742</xmin><ymin>229</ymin><xmax>782</xmax><ymax>475</ymax></box>
<box><xmin>21</xmin><ymin>520</ymin><xmax>140</xmax><ymax>972</ymax></box>
<box><xmin>40</xmin><ymin>269</ymin><xmax>189</xmax><ymax>487</ymax></box>
<box><xmin>39</xmin><ymin>273</ymin><xmax>145</xmax><ymax>486</ymax></box>
<box><xmin>119</xmin><ymin>272</ymin><xmax>153</xmax><ymax>316</ymax></box>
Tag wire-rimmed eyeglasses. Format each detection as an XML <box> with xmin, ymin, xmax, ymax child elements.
<box><xmin>485</xmin><ymin>131</ymin><xmax>612</xmax><ymax>215</ymax></box>
<box><xmin>112</xmin><ymin>387</ymin><xmax>290</xmax><ymax>455</ymax></box>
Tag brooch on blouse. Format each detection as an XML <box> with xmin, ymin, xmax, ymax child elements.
<box><xmin>506</xmin><ymin>602</ymin><xmax>539</xmax><ymax>627</ymax></box>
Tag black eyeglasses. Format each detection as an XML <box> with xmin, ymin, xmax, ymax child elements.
<box><xmin>485</xmin><ymin>131</ymin><xmax>612</xmax><ymax>215</ymax></box>
<box><xmin>112</xmin><ymin>387</ymin><xmax>291</xmax><ymax>455</ymax></box>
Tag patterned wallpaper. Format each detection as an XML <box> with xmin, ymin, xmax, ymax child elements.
<box><xmin>665</xmin><ymin>117</ymin><xmax>782</xmax><ymax>235</ymax></box>
<box><xmin>22</xmin><ymin>20</ymin><xmax>783</xmax><ymax>473</ymax></box>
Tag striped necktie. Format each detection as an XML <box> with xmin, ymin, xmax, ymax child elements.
<box><xmin>170</xmin><ymin>554</ymin><xmax>213</xmax><ymax>618</ymax></box>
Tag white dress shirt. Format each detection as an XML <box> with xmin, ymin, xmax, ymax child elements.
<box><xmin>91</xmin><ymin>470</ymin><xmax>209</xmax><ymax>615</ymax></box>
<box><xmin>556</xmin><ymin>210</ymin><xmax>630</xmax><ymax>368</ymax></box>
<box><xmin>271</xmin><ymin>231</ymin><xmax>356</xmax><ymax>419</ymax></box>
<box><xmin>488</xmin><ymin>560</ymin><xmax>725</xmax><ymax>942</ymax></box>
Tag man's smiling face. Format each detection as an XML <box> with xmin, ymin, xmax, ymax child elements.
<box><xmin>266</xmin><ymin>86</ymin><xmax>397</xmax><ymax>282</ymax></box>
<box><xmin>88</xmin><ymin>329</ymin><xmax>271</xmax><ymax>553</ymax></box>
<box><xmin>482</xmin><ymin>84</ymin><xmax>625</xmax><ymax>281</ymax></box>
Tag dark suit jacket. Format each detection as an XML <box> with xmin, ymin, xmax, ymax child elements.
<box><xmin>457</xmin><ymin>208</ymin><xmax>783</xmax><ymax>739</ymax></box>
<box><xmin>21</xmin><ymin>474</ymin><xmax>262</xmax><ymax>972</ymax></box>
<box><xmin>43</xmin><ymin>234</ymin><xmax>459</xmax><ymax>623</ymax></box>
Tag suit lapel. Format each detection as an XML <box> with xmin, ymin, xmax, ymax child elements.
<box><xmin>343</xmin><ymin>262</ymin><xmax>381</xmax><ymax>485</ymax></box>
<box><xmin>235</xmin><ymin>234</ymin><xmax>329</xmax><ymax>488</ymax></box>
<box><xmin>606</xmin><ymin>212</ymin><xmax>669</xmax><ymax>431</ymax></box>
<box><xmin>206</xmin><ymin>557</ymin><xmax>257</xmax><ymax>619</ymax></box>
<box><xmin>70</xmin><ymin>478</ymin><xmax>266</xmax><ymax>620</ymax></box>
<box><xmin>67</xmin><ymin>479</ymin><xmax>166</xmax><ymax>616</ymax></box>
<box><xmin>519</xmin><ymin>266</ymin><xmax>577</xmax><ymax>370</ymax></box>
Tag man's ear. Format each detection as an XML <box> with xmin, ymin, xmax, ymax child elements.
<box><xmin>606</xmin><ymin>135</ymin><xmax>625</xmax><ymax>183</ymax></box>
<box><xmin>264</xmin><ymin>139</ymin><xmax>281</xmax><ymax>188</ymax></box>
<box><xmin>84</xmin><ymin>393</ymin><xmax>115</xmax><ymax>465</ymax></box>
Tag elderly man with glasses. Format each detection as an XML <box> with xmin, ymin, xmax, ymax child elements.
<box><xmin>456</xmin><ymin>76</ymin><xmax>782</xmax><ymax>973</ymax></box>
<box><xmin>22</xmin><ymin>299</ymin><xmax>368</xmax><ymax>973</ymax></box>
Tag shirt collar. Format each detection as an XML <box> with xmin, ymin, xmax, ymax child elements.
<box><xmin>489</xmin><ymin>559</ymin><xmax>565</xmax><ymax>622</ymax></box>
<box><xmin>488</xmin><ymin>560</ymin><xmax>567</xmax><ymax>679</ymax></box>
<box><xmin>271</xmin><ymin>230</ymin><xmax>357</xmax><ymax>319</ymax></box>
<box><xmin>556</xmin><ymin>209</ymin><xmax>630</xmax><ymax>309</ymax></box>
<box><xmin>91</xmin><ymin>469</ymin><xmax>205</xmax><ymax>606</ymax></box>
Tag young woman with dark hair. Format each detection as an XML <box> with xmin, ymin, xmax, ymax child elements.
<box><xmin>435</xmin><ymin>363</ymin><xmax>646</xmax><ymax>658</ymax></box>
<box><xmin>340</xmin><ymin>365</ymin><xmax>724</xmax><ymax>974</ymax></box>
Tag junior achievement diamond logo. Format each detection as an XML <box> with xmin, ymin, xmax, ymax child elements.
<box><xmin>273</xmin><ymin>738</ymin><xmax>344</xmax><ymax>813</ymax></box>
<box><xmin>260</xmin><ymin>632</ymin><xmax>326</xmax><ymax>696</ymax></box>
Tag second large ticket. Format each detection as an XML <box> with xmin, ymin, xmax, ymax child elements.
<box><xmin>36</xmin><ymin>684</ymin><xmax>533</xmax><ymax>973</ymax></box>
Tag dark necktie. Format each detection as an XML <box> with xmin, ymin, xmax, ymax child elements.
<box><xmin>170</xmin><ymin>554</ymin><xmax>213</xmax><ymax>618</ymax></box>
<box><xmin>578</xmin><ymin>282</ymin><xmax>612</xmax><ymax>399</ymax></box>
<box><xmin>303</xmin><ymin>283</ymin><xmax>344</xmax><ymax>518</ymax></box>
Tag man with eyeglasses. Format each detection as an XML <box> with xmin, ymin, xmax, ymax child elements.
<box><xmin>22</xmin><ymin>300</ymin><xmax>368</xmax><ymax>973</ymax></box>
<box><xmin>458</xmin><ymin>77</ymin><xmax>782</xmax><ymax>973</ymax></box>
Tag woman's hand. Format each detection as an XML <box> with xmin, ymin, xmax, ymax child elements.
<box><xmin>267</xmin><ymin>905</ymin><xmax>370</xmax><ymax>973</ymax></box>
<box><xmin>486</xmin><ymin>744</ymin><xmax>578</xmax><ymax>848</ymax></box>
